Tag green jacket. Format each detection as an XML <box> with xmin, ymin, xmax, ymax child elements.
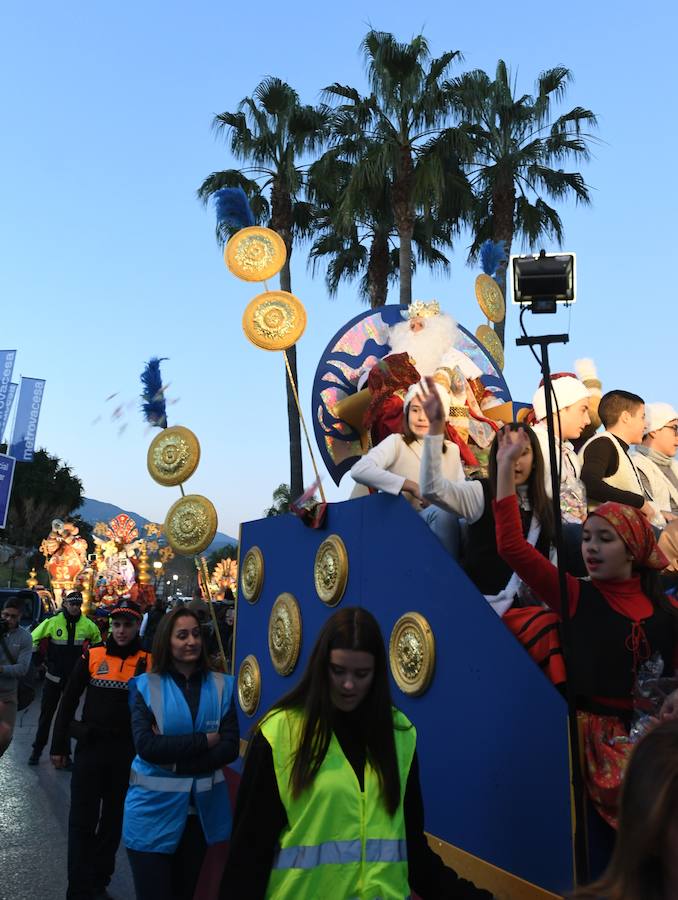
<box><xmin>32</xmin><ymin>611</ymin><xmax>101</xmax><ymax>682</ymax></box>
<box><xmin>261</xmin><ymin>707</ymin><xmax>416</xmax><ymax>900</ymax></box>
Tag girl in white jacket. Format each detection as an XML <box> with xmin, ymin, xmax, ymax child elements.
<box><xmin>350</xmin><ymin>384</ymin><xmax>465</xmax><ymax>557</ymax></box>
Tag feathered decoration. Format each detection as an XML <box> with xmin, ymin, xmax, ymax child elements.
<box><xmin>575</xmin><ymin>358</ymin><xmax>602</xmax><ymax>394</ymax></box>
<box><xmin>213</xmin><ymin>187</ymin><xmax>255</xmax><ymax>230</ymax></box>
<box><xmin>140</xmin><ymin>357</ymin><xmax>168</xmax><ymax>428</ymax></box>
<box><xmin>479</xmin><ymin>240</ymin><xmax>506</xmax><ymax>277</ymax></box>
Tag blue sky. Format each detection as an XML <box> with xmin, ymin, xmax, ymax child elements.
<box><xmin>2</xmin><ymin>0</ymin><xmax>676</xmax><ymax>536</ymax></box>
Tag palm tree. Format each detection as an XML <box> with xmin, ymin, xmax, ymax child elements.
<box><xmin>197</xmin><ymin>78</ymin><xmax>328</xmax><ymax>500</ymax></box>
<box><xmin>308</xmin><ymin>153</ymin><xmax>452</xmax><ymax>307</ymax></box>
<box><xmin>449</xmin><ymin>61</ymin><xmax>597</xmax><ymax>346</ymax></box>
<box><xmin>323</xmin><ymin>30</ymin><xmax>472</xmax><ymax>306</ymax></box>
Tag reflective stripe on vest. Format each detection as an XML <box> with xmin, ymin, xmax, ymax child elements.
<box><xmin>129</xmin><ymin>768</ymin><xmax>225</xmax><ymax>794</ymax></box>
<box><xmin>273</xmin><ymin>838</ymin><xmax>407</xmax><ymax>871</ymax></box>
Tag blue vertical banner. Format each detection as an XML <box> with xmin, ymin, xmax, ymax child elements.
<box><xmin>0</xmin><ymin>382</ymin><xmax>17</xmax><ymax>443</ymax></box>
<box><xmin>0</xmin><ymin>351</ymin><xmax>17</xmax><ymax>440</ymax></box>
<box><xmin>9</xmin><ymin>377</ymin><xmax>46</xmax><ymax>462</ymax></box>
<box><xmin>0</xmin><ymin>453</ymin><xmax>16</xmax><ymax>528</ymax></box>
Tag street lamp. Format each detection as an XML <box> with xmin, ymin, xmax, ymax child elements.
<box><xmin>172</xmin><ymin>573</ymin><xmax>179</xmax><ymax>596</ymax></box>
<box><xmin>153</xmin><ymin>560</ymin><xmax>163</xmax><ymax>588</ymax></box>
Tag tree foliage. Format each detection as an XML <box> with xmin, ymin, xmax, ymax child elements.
<box><xmin>449</xmin><ymin>60</ymin><xmax>597</xmax><ymax>344</ymax></box>
<box><xmin>0</xmin><ymin>447</ymin><xmax>84</xmax><ymax>550</ymax></box>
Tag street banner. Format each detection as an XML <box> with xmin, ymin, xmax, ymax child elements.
<box><xmin>9</xmin><ymin>377</ymin><xmax>46</xmax><ymax>462</ymax></box>
<box><xmin>0</xmin><ymin>351</ymin><xmax>17</xmax><ymax>440</ymax></box>
<box><xmin>0</xmin><ymin>453</ymin><xmax>16</xmax><ymax>528</ymax></box>
<box><xmin>0</xmin><ymin>382</ymin><xmax>17</xmax><ymax>443</ymax></box>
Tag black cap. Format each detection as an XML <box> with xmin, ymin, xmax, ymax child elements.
<box><xmin>64</xmin><ymin>591</ymin><xmax>83</xmax><ymax>605</ymax></box>
<box><xmin>110</xmin><ymin>599</ymin><xmax>142</xmax><ymax>620</ymax></box>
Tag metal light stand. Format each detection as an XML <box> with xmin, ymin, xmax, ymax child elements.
<box><xmin>515</xmin><ymin>330</ymin><xmax>590</xmax><ymax>886</ymax></box>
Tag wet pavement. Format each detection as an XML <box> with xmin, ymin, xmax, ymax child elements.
<box><xmin>1</xmin><ymin>685</ymin><xmax>135</xmax><ymax>900</ymax></box>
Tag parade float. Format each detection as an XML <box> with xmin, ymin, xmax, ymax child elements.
<box><xmin>166</xmin><ymin>191</ymin><xmax>606</xmax><ymax>897</ymax></box>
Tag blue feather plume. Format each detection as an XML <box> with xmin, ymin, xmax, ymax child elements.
<box><xmin>479</xmin><ymin>240</ymin><xmax>506</xmax><ymax>276</ymax></box>
<box><xmin>140</xmin><ymin>357</ymin><xmax>168</xmax><ymax>428</ymax></box>
<box><xmin>213</xmin><ymin>187</ymin><xmax>255</xmax><ymax>230</ymax></box>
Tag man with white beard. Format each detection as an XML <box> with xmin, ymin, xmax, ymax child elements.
<box><xmin>364</xmin><ymin>301</ymin><xmax>500</xmax><ymax>467</ymax></box>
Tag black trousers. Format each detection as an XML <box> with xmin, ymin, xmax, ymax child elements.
<box><xmin>67</xmin><ymin>740</ymin><xmax>133</xmax><ymax>900</ymax></box>
<box><xmin>127</xmin><ymin>816</ymin><xmax>207</xmax><ymax>900</ymax></box>
<box><xmin>33</xmin><ymin>676</ymin><xmax>64</xmax><ymax>753</ymax></box>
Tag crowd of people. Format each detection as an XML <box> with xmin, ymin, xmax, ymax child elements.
<box><xmin>2</xmin><ymin>365</ymin><xmax>678</xmax><ymax>897</ymax></box>
<box><xmin>349</xmin><ymin>372</ymin><xmax>678</xmax><ymax>889</ymax></box>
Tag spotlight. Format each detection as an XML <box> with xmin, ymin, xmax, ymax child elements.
<box><xmin>511</xmin><ymin>250</ymin><xmax>576</xmax><ymax>313</ymax></box>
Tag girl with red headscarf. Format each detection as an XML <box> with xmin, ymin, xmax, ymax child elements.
<box><xmin>494</xmin><ymin>427</ymin><xmax>678</xmax><ymax>829</ymax></box>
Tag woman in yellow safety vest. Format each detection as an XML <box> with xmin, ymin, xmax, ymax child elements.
<box><xmin>222</xmin><ymin>606</ymin><xmax>493</xmax><ymax>900</ymax></box>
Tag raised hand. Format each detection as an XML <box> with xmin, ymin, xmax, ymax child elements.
<box><xmin>495</xmin><ymin>426</ymin><xmax>530</xmax><ymax>467</ymax></box>
<box><xmin>418</xmin><ymin>377</ymin><xmax>445</xmax><ymax>435</ymax></box>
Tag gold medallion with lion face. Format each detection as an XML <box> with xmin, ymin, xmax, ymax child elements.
<box><xmin>389</xmin><ymin>612</ymin><xmax>436</xmax><ymax>697</ymax></box>
<box><xmin>242</xmin><ymin>291</ymin><xmax>307</xmax><ymax>352</ymax></box>
<box><xmin>237</xmin><ymin>654</ymin><xmax>261</xmax><ymax>717</ymax></box>
<box><xmin>164</xmin><ymin>494</ymin><xmax>217</xmax><ymax>556</ymax></box>
<box><xmin>314</xmin><ymin>534</ymin><xmax>348</xmax><ymax>606</ymax></box>
<box><xmin>268</xmin><ymin>592</ymin><xmax>302</xmax><ymax>676</ymax></box>
<box><xmin>225</xmin><ymin>226</ymin><xmax>287</xmax><ymax>282</ymax></box>
<box><xmin>147</xmin><ymin>426</ymin><xmax>200</xmax><ymax>487</ymax></box>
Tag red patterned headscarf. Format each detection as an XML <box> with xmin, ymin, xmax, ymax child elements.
<box><xmin>587</xmin><ymin>502</ymin><xmax>669</xmax><ymax>570</ymax></box>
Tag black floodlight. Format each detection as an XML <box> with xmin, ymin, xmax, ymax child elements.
<box><xmin>511</xmin><ymin>250</ymin><xmax>576</xmax><ymax>314</ymax></box>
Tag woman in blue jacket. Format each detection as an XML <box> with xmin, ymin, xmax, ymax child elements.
<box><xmin>124</xmin><ymin>605</ymin><xmax>239</xmax><ymax>900</ymax></box>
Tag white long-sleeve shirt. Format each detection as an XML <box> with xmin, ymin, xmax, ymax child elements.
<box><xmin>421</xmin><ymin>434</ymin><xmax>485</xmax><ymax>522</ymax></box>
<box><xmin>350</xmin><ymin>433</ymin><xmax>464</xmax><ymax>510</ymax></box>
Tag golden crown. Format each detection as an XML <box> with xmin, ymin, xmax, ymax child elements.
<box><xmin>406</xmin><ymin>300</ymin><xmax>440</xmax><ymax>319</ymax></box>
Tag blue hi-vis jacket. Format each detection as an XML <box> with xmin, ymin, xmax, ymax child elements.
<box><xmin>123</xmin><ymin>670</ymin><xmax>234</xmax><ymax>853</ymax></box>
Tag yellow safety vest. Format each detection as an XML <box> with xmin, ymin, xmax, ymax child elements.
<box><xmin>261</xmin><ymin>706</ymin><xmax>416</xmax><ymax>900</ymax></box>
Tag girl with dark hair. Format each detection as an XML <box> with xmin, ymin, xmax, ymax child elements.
<box><xmin>123</xmin><ymin>607</ymin><xmax>239</xmax><ymax>900</ymax></box>
<box><xmin>221</xmin><ymin>607</ymin><xmax>492</xmax><ymax>899</ymax></box>
<box><xmin>573</xmin><ymin>720</ymin><xmax>678</xmax><ymax>900</ymax></box>
<box><xmin>351</xmin><ymin>383</ymin><xmax>465</xmax><ymax>558</ymax></box>
<box><xmin>494</xmin><ymin>428</ymin><xmax>678</xmax><ymax>829</ymax></box>
<box><xmin>419</xmin><ymin>379</ymin><xmax>554</xmax><ymax>614</ymax></box>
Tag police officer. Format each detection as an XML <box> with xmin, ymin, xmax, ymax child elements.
<box><xmin>51</xmin><ymin>599</ymin><xmax>150</xmax><ymax>900</ymax></box>
<box><xmin>29</xmin><ymin>590</ymin><xmax>101</xmax><ymax>766</ymax></box>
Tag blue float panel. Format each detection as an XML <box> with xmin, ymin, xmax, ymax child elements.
<box><xmin>234</xmin><ymin>494</ymin><xmax>573</xmax><ymax>895</ymax></box>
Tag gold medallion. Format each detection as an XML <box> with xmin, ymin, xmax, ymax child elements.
<box><xmin>164</xmin><ymin>495</ymin><xmax>217</xmax><ymax>556</ymax></box>
<box><xmin>242</xmin><ymin>291</ymin><xmax>307</xmax><ymax>352</ymax></box>
<box><xmin>389</xmin><ymin>612</ymin><xmax>436</xmax><ymax>696</ymax></box>
<box><xmin>268</xmin><ymin>592</ymin><xmax>302</xmax><ymax>676</ymax></box>
<box><xmin>475</xmin><ymin>274</ymin><xmax>505</xmax><ymax>324</ymax></box>
<box><xmin>237</xmin><ymin>654</ymin><xmax>261</xmax><ymax>717</ymax></box>
<box><xmin>475</xmin><ymin>324</ymin><xmax>505</xmax><ymax>371</ymax></box>
<box><xmin>147</xmin><ymin>426</ymin><xmax>201</xmax><ymax>487</ymax></box>
<box><xmin>241</xmin><ymin>546</ymin><xmax>264</xmax><ymax>604</ymax></box>
<box><xmin>225</xmin><ymin>226</ymin><xmax>287</xmax><ymax>282</ymax></box>
<box><xmin>314</xmin><ymin>534</ymin><xmax>348</xmax><ymax>606</ymax></box>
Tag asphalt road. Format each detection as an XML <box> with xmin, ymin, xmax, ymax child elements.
<box><xmin>1</xmin><ymin>685</ymin><xmax>135</xmax><ymax>900</ymax></box>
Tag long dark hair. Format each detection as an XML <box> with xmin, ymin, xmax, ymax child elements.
<box><xmin>265</xmin><ymin>607</ymin><xmax>405</xmax><ymax>816</ymax></box>
<box><xmin>573</xmin><ymin>720</ymin><xmax>678</xmax><ymax>900</ymax></box>
<box><xmin>488</xmin><ymin>423</ymin><xmax>554</xmax><ymax>544</ymax></box>
<box><xmin>150</xmin><ymin>607</ymin><xmax>212</xmax><ymax>674</ymax></box>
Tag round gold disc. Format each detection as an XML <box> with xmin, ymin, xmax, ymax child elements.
<box><xmin>475</xmin><ymin>324</ymin><xmax>505</xmax><ymax>371</ymax></box>
<box><xmin>475</xmin><ymin>274</ymin><xmax>506</xmax><ymax>324</ymax></box>
<box><xmin>147</xmin><ymin>426</ymin><xmax>201</xmax><ymax>487</ymax></box>
<box><xmin>242</xmin><ymin>291</ymin><xmax>307</xmax><ymax>352</ymax></box>
<box><xmin>225</xmin><ymin>226</ymin><xmax>287</xmax><ymax>282</ymax></box>
<box><xmin>164</xmin><ymin>494</ymin><xmax>217</xmax><ymax>556</ymax></box>
<box><xmin>268</xmin><ymin>592</ymin><xmax>302</xmax><ymax>676</ymax></box>
<box><xmin>237</xmin><ymin>654</ymin><xmax>261</xmax><ymax>717</ymax></box>
<box><xmin>241</xmin><ymin>546</ymin><xmax>264</xmax><ymax>604</ymax></box>
<box><xmin>314</xmin><ymin>535</ymin><xmax>348</xmax><ymax>606</ymax></box>
<box><xmin>389</xmin><ymin>612</ymin><xmax>436</xmax><ymax>697</ymax></box>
